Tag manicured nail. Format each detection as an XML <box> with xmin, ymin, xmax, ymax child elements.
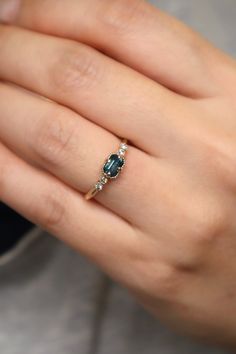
<box><xmin>0</xmin><ymin>0</ymin><xmax>20</xmax><ymax>23</ymax></box>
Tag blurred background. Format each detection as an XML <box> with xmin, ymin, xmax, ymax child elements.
<box><xmin>152</xmin><ymin>0</ymin><xmax>236</xmax><ymax>56</ymax></box>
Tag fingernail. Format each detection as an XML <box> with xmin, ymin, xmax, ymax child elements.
<box><xmin>0</xmin><ymin>0</ymin><xmax>21</xmax><ymax>23</ymax></box>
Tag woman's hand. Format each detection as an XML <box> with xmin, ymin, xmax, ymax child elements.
<box><xmin>1</xmin><ymin>0</ymin><xmax>236</xmax><ymax>346</ymax></box>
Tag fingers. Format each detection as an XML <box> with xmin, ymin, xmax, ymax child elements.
<box><xmin>0</xmin><ymin>25</ymin><xmax>188</xmax><ymax>156</ymax></box>
<box><xmin>0</xmin><ymin>141</ymin><xmax>140</xmax><ymax>281</ymax></box>
<box><xmin>7</xmin><ymin>0</ymin><xmax>222</xmax><ymax>97</ymax></box>
<box><xmin>0</xmin><ymin>98</ymin><xmax>213</xmax><ymax>271</ymax></box>
<box><xmin>0</xmin><ymin>82</ymin><xmax>156</xmax><ymax>224</ymax></box>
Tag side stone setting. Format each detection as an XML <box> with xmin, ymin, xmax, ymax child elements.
<box><xmin>103</xmin><ymin>154</ymin><xmax>125</xmax><ymax>178</ymax></box>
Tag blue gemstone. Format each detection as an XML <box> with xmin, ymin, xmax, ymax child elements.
<box><xmin>103</xmin><ymin>154</ymin><xmax>124</xmax><ymax>178</ymax></box>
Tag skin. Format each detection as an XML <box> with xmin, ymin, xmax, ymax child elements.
<box><xmin>1</xmin><ymin>0</ymin><xmax>236</xmax><ymax>347</ymax></box>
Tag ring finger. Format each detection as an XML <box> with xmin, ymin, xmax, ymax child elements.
<box><xmin>0</xmin><ymin>83</ymin><xmax>207</xmax><ymax>267</ymax></box>
<box><xmin>0</xmin><ymin>82</ymin><xmax>157</xmax><ymax>223</ymax></box>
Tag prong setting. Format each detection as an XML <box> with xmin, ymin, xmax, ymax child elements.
<box><xmin>85</xmin><ymin>139</ymin><xmax>128</xmax><ymax>200</ymax></box>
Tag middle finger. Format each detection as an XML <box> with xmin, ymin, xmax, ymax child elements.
<box><xmin>0</xmin><ymin>25</ymin><xmax>188</xmax><ymax>156</ymax></box>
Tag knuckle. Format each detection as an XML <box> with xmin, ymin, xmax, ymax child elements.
<box><xmin>172</xmin><ymin>199</ymin><xmax>228</xmax><ymax>268</ymax></box>
<box><xmin>128</xmin><ymin>248</ymin><xmax>182</xmax><ymax>301</ymax></box>
<box><xmin>51</xmin><ymin>44</ymin><xmax>101</xmax><ymax>93</ymax></box>
<box><xmin>100</xmin><ymin>0</ymin><xmax>148</xmax><ymax>34</ymax></box>
<box><xmin>34</xmin><ymin>185</ymin><xmax>67</xmax><ymax>231</ymax></box>
<box><xmin>150</xmin><ymin>264</ymin><xmax>180</xmax><ymax>300</ymax></box>
<box><xmin>143</xmin><ymin>263</ymin><xmax>181</xmax><ymax>301</ymax></box>
<box><xmin>185</xmin><ymin>201</ymin><xmax>227</xmax><ymax>246</ymax></box>
<box><xmin>32</xmin><ymin>108</ymin><xmax>77</xmax><ymax>167</ymax></box>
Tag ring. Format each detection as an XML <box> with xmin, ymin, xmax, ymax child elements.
<box><xmin>85</xmin><ymin>139</ymin><xmax>128</xmax><ymax>201</ymax></box>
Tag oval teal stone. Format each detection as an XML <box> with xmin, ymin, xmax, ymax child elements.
<box><xmin>103</xmin><ymin>154</ymin><xmax>124</xmax><ymax>178</ymax></box>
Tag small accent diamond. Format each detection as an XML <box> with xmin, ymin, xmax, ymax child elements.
<box><xmin>101</xmin><ymin>176</ymin><xmax>108</xmax><ymax>185</ymax></box>
<box><xmin>95</xmin><ymin>182</ymin><xmax>103</xmax><ymax>191</ymax></box>
<box><xmin>120</xmin><ymin>143</ymin><xmax>128</xmax><ymax>151</ymax></box>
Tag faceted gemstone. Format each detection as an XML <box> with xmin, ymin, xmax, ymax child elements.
<box><xmin>103</xmin><ymin>154</ymin><xmax>125</xmax><ymax>178</ymax></box>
